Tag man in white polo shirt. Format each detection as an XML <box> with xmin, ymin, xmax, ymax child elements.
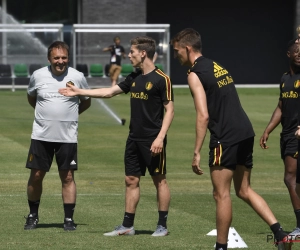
<box><xmin>24</xmin><ymin>41</ymin><xmax>91</xmax><ymax>231</ymax></box>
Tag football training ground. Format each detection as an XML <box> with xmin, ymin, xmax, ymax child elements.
<box><xmin>0</xmin><ymin>87</ymin><xmax>297</xmax><ymax>249</ymax></box>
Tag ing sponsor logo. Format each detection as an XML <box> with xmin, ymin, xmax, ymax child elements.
<box><xmin>43</xmin><ymin>92</ymin><xmax>65</xmax><ymax>98</ymax></box>
<box><xmin>131</xmin><ymin>92</ymin><xmax>148</xmax><ymax>100</ymax></box>
<box><xmin>281</xmin><ymin>91</ymin><xmax>298</xmax><ymax>98</ymax></box>
<box><xmin>217</xmin><ymin>75</ymin><xmax>234</xmax><ymax>88</ymax></box>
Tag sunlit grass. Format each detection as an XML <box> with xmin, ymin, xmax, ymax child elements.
<box><xmin>0</xmin><ymin>87</ymin><xmax>295</xmax><ymax>250</ymax></box>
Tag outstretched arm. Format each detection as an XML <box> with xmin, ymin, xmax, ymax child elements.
<box><xmin>59</xmin><ymin>84</ymin><xmax>123</xmax><ymax>98</ymax></box>
<box><xmin>259</xmin><ymin>100</ymin><xmax>282</xmax><ymax>149</ymax></box>
<box><xmin>59</xmin><ymin>71</ymin><xmax>141</xmax><ymax>98</ymax></box>
<box><xmin>103</xmin><ymin>46</ymin><xmax>112</xmax><ymax>52</ymax></box>
<box><xmin>188</xmin><ymin>72</ymin><xmax>208</xmax><ymax>176</ymax></box>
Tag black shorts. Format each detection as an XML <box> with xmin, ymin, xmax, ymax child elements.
<box><xmin>209</xmin><ymin>137</ymin><xmax>254</xmax><ymax>170</ymax></box>
<box><xmin>25</xmin><ymin>139</ymin><xmax>78</xmax><ymax>172</ymax></box>
<box><xmin>297</xmin><ymin>162</ymin><xmax>300</xmax><ymax>184</ymax></box>
<box><xmin>296</xmin><ymin>140</ymin><xmax>300</xmax><ymax>184</ymax></box>
<box><xmin>280</xmin><ymin>133</ymin><xmax>298</xmax><ymax>160</ymax></box>
<box><xmin>124</xmin><ymin>138</ymin><xmax>167</xmax><ymax>176</ymax></box>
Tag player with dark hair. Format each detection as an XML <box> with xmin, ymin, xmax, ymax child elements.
<box><xmin>24</xmin><ymin>40</ymin><xmax>91</xmax><ymax>231</ymax></box>
<box><xmin>59</xmin><ymin>36</ymin><xmax>174</xmax><ymax>237</ymax></box>
<box><xmin>169</xmin><ymin>28</ymin><xmax>291</xmax><ymax>250</ymax></box>
<box><xmin>260</xmin><ymin>37</ymin><xmax>300</xmax><ymax>239</ymax></box>
<box><xmin>103</xmin><ymin>36</ymin><xmax>126</xmax><ymax>86</ymax></box>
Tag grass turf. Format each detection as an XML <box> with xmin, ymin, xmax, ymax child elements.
<box><xmin>0</xmin><ymin>87</ymin><xmax>295</xmax><ymax>249</ymax></box>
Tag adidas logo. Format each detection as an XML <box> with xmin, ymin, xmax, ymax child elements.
<box><xmin>70</xmin><ymin>160</ymin><xmax>76</xmax><ymax>165</ymax></box>
<box><xmin>213</xmin><ymin>62</ymin><xmax>228</xmax><ymax>78</ymax></box>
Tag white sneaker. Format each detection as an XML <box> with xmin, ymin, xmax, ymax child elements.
<box><xmin>151</xmin><ymin>225</ymin><xmax>168</xmax><ymax>236</ymax></box>
<box><xmin>103</xmin><ymin>225</ymin><xmax>135</xmax><ymax>236</ymax></box>
<box><xmin>289</xmin><ymin>227</ymin><xmax>300</xmax><ymax>240</ymax></box>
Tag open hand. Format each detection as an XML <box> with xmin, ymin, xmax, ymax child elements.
<box><xmin>259</xmin><ymin>132</ymin><xmax>269</xmax><ymax>149</ymax></box>
<box><xmin>150</xmin><ymin>138</ymin><xmax>163</xmax><ymax>156</ymax></box>
<box><xmin>58</xmin><ymin>83</ymin><xmax>79</xmax><ymax>97</ymax></box>
<box><xmin>191</xmin><ymin>153</ymin><xmax>204</xmax><ymax>175</ymax></box>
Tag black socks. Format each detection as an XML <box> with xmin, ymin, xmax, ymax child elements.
<box><xmin>64</xmin><ymin>203</ymin><xmax>75</xmax><ymax>219</ymax></box>
<box><xmin>122</xmin><ymin>211</ymin><xmax>169</xmax><ymax>228</ymax></box>
<box><xmin>122</xmin><ymin>212</ymin><xmax>135</xmax><ymax>228</ymax></box>
<box><xmin>295</xmin><ymin>209</ymin><xmax>300</xmax><ymax>228</ymax></box>
<box><xmin>28</xmin><ymin>199</ymin><xmax>40</xmax><ymax>215</ymax></box>
<box><xmin>157</xmin><ymin>211</ymin><xmax>168</xmax><ymax>228</ymax></box>
<box><xmin>215</xmin><ymin>242</ymin><xmax>227</xmax><ymax>250</ymax></box>
<box><xmin>270</xmin><ymin>222</ymin><xmax>286</xmax><ymax>241</ymax></box>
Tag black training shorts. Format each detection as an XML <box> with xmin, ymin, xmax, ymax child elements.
<box><xmin>280</xmin><ymin>133</ymin><xmax>298</xmax><ymax>160</ymax></box>
<box><xmin>124</xmin><ymin>138</ymin><xmax>167</xmax><ymax>176</ymax></box>
<box><xmin>296</xmin><ymin>140</ymin><xmax>300</xmax><ymax>184</ymax></box>
<box><xmin>25</xmin><ymin>139</ymin><xmax>78</xmax><ymax>172</ymax></box>
<box><xmin>209</xmin><ymin>137</ymin><xmax>254</xmax><ymax>170</ymax></box>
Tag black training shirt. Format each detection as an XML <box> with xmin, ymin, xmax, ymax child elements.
<box><xmin>279</xmin><ymin>72</ymin><xmax>300</xmax><ymax>135</ymax></box>
<box><xmin>118</xmin><ymin>67</ymin><xmax>173</xmax><ymax>141</ymax></box>
<box><xmin>189</xmin><ymin>56</ymin><xmax>255</xmax><ymax>148</ymax></box>
<box><xmin>108</xmin><ymin>44</ymin><xmax>125</xmax><ymax>66</ymax></box>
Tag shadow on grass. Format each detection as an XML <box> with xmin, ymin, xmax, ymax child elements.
<box><xmin>34</xmin><ymin>223</ymin><xmax>87</xmax><ymax>229</ymax></box>
<box><xmin>135</xmin><ymin>230</ymin><xmax>163</xmax><ymax>235</ymax></box>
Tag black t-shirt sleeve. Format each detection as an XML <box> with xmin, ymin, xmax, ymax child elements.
<box><xmin>157</xmin><ymin>77</ymin><xmax>174</xmax><ymax>103</ymax></box>
<box><xmin>118</xmin><ymin>70</ymin><xmax>142</xmax><ymax>94</ymax></box>
<box><xmin>118</xmin><ymin>80</ymin><xmax>130</xmax><ymax>93</ymax></box>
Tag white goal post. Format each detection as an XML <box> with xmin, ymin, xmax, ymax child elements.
<box><xmin>72</xmin><ymin>24</ymin><xmax>170</xmax><ymax>76</ymax></box>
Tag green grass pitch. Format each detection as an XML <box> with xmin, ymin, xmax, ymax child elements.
<box><xmin>0</xmin><ymin>87</ymin><xmax>296</xmax><ymax>249</ymax></box>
